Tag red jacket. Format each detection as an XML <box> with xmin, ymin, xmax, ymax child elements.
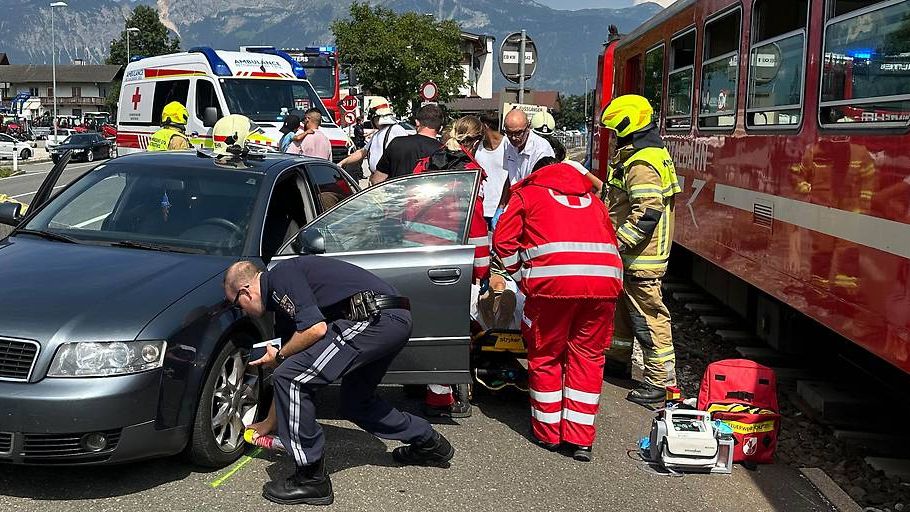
<box><xmin>492</xmin><ymin>162</ymin><xmax>622</xmax><ymax>299</ymax></box>
<box><xmin>412</xmin><ymin>148</ymin><xmax>490</xmax><ymax>282</ymax></box>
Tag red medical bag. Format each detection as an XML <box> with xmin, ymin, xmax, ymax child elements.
<box><xmin>697</xmin><ymin>359</ymin><xmax>780</xmax><ymax>464</ymax></box>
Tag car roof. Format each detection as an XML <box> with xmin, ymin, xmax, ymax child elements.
<box><xmin>110</xmin><ymin>150</ymin><xmax>330</xmax><ymax>176</ymax></box>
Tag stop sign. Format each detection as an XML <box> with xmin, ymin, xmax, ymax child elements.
<box><xmin>340</xmin><ymin>96</ymin><xmax>358</xmax><ymax>112</ymax></box>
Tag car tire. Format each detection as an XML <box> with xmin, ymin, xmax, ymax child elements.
<box><xmin>19</xmin><ymin>149</ymin><xmax>30</xmax><ymax>160</ymax></box>
<box><xmin>86</xmin><ymin>150</ymin><xmax>94</xmax><ymax>162</ymax></box>
<box><xmin>187</xmin><ymin>333</ymin><xmax>263</xmax><ymax>467</ymax></box>
<box><xmin>107</xmin><ymin>147</ymin><xmax>114</xmax><ymax>159</ymax></box>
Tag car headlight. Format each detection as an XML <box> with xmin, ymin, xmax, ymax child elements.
<box><xmin>47</xmin><ymin>341</ymin><xmax>167</xmax><ymax>377</ymax></box>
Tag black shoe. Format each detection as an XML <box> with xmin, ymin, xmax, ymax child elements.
<box><xmin>532</xmin><ymin>437</ymin><xmax>559</xmax><ymax>452</ymax></box>
<box><xmin>626</xmin><ymin>383</ymin><xmax>665</xmax><ymax>406</ymax></box>
<box><xmin>262</xmin><ymin>459</ymin><xmax>334</xmax><ymax>506</ymax></box>
<box><xmin>572</xmin><ymin>446</ymin><xmax>593</xmax><ymax>462</ymax></box>
<box><xmin>392</xmin><ymin>430</ymin><xmax>455</xmax><ymax>467</ymax></box>
<box><xmin>423</xmin><ymin>400</ymin><xmax>472</xmax><ymax>418</ymax></box>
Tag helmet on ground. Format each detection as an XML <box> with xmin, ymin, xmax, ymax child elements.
<box><xmin>600</xmin><ymin>94</ymin><xmax>653</xmax><ymax>138</ymax></box>
<box><xmin>530</xmin><ymin>111</ymin><xmax>555</xmax><ymax>135</ymax></box>
<box><xmin>161</xmin><ymin>101</ymin><xmax>189</xmax><ymax>127</ymax></box>
<box><xmin>213</xmin><ymin>114</ymin><xmax>260</xmax><ymax>157</ymax></box>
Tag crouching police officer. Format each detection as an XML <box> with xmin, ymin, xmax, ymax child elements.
<box><xmin>224</xmin><ymin>258</ymin><xmax>454</xmax><ymax>506</ymax></box>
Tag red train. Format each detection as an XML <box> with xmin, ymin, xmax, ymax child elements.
<box><xmin>593</xmin><ymin>0</ymin><xmax>910</xmax><ymax>372</ymax></box>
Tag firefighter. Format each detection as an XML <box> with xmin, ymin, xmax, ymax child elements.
<box><xmin>148</xmin><ymin>101</ymin><xmax>192</xmax><ymax>151</ymax></box>
<box><xmin>600</xmin><ymin>94</ymin><xmax>682</xmax><ymax>406</ymax></box>
<box><xmin>492</xmin><ymin>161</ymin><xmax>623</xmax><ymax>462</ymax></box>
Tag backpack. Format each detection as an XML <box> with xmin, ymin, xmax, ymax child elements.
<box><xmin>697</xmin><ymin>359</ymin><xmax>780</xmax><ymax>464</ymax></box>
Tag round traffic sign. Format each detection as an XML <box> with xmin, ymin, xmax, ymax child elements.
<box><xmin>340</xmin><ymin>95</ymin><xmax>359</xmax><ymax>112</ymax></box>
<box><xmin>420</xmin><ymin>81</ymin><xmax>439</xmax><ymax>102</ymax></box>
<box><xmin>499</xmin><ymin>32</ymin><xmax>538</xmax><ymax>84</ymax></box>
<box><xmin>344</xmin><ymin>112</ymin><xmax>357</xmax><ymax>125</ymax></box>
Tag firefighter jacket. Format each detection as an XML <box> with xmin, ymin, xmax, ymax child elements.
<box><xmin>147</xmin><ymin>127</ymin><xmax>191</xmax><ymax>151</ymax></box>
<box><xmin>411</xmin><ymin>148</ymin><xmax>490</xmax><ymax>282</ymax></box>
<box><xmin>492</xmin><ymin>162</ymin><xmax>623</xmax><ymax>300</ymax></box>
<box><xmin>607</xmin><ymin>129</ymin><xmax>681</xmax><ymax>279</ymax></box>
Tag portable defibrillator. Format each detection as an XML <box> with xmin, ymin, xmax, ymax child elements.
<box><xmin>648</xmin><ymin>409</ymin><xmax>720</xmax><ymax>472</ymax></box>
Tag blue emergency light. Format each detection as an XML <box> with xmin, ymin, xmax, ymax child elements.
<box><xmin>189</xmin><ymin>47</ymin><xmax>233</xmax><ymax>76</ymax></box>
<box><xmin>848</xmin><ymin>49</ymin><xmax>874</xmax><ymax>59</ymax></box>
<box><xmin>129</xmin><ymin>55</ymin><xmax>145</xmax><ymax>62</ymax></box>
<box><xmin>245</xmin><ymin>47</ymin><xmax>308</xmax><ymax>79</ymax></box>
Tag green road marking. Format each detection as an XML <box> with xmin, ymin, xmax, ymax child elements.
<box><xmin>209</xmin><ymin>447</ymin><xmax>263</xmax><ymax>488</ymax></box>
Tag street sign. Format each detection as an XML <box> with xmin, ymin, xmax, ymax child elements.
<box><xmin>501</xmin><ymin>103</ymin><xmax>548</xmax><ymax>128</ymax></box>
<box><xmin>499</xmin><ymin>32</ymin><xmax>538</xmax><ymax>84</ymax></box>
<box><xmin>339</xmin><ymin>95</ymin><xmax>359</xmax><ymax>112</ymax></box>
<box><xmin>420</xmin><ymin>81</ymin><xmax>439</xmax><ymax>102</ymax></box>
<box><xmin>344</xmin><ymin>112</ymin><xmax>357</xmax><ymax>125</ymax></box>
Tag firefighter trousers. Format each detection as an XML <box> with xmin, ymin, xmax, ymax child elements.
<box><xmin>606</xmin><ymin>276</ymin><xmax>677</xmax><ymax>388</ymax></box>
<box><xmin>522</xmin><ymin>296</ymin><xmax>616</xmax><ymax>447</ymax></box>
<box><xmin>273</xmin><ymin>311</ymin><xmax>433</xmax><ymax>467</ymax></box>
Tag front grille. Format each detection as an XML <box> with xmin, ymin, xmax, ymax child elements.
<box><xmin>0</xmin><ymin>432</ymin><xmax>12</xmax><ymax>455</ymax></box>
<box><xmin>0</xmin><ymin>338</ymin><xmax>39</xmax><ymax>381</ymax></box>
<box><xmin>22</xmin><ymin>429</ymin><xmax>121</xmax><ymax>461</ymax></box>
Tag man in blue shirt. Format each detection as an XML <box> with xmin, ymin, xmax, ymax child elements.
<box><xmin>224</xmin><ymin>257</ymin><xmax>454</xmax><ymax>506</ymax></box>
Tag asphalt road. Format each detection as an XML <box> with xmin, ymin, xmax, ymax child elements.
<box><xmin>0</xmin><ymin>159</ymin><xmax>101</xmax><ymax>205</ymax></box>
<box><xmin>0</xmin><ymin>380</ymin><xmax>837</xmax><ymax>512</ymax></box>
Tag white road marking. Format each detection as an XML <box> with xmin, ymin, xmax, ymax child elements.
<box><xmin>0</xmin><ymin>161</ymin><xmax>95</xmax><ymax>181</ymax></box>
<box><xmin>73</xmin><ymin>212</ymin><xmax>110</xmax><ymax>228</ymax></box>
<box><xmin>11</xmin><ymin>184</ymin><xmax>67</xmax><ymax>199</ymax></box>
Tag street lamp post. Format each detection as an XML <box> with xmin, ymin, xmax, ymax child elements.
<box><xmin>584</xmin><ymin>76</ymin><xmax>590</xmax><ymax>127</ymax></box>
<box><xmin>126</xmin><ymin>27</ymin><xmax>140</xmax><ymax>65</ymax></box>
<box><xmin>50</xmin><ymin>1</ymin><xmax>67</xmax><ymax>141</ymax></box>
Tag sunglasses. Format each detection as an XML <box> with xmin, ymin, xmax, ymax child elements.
<box><xmin>232</xmin><ymin>284</ymin><xmax>250</xmax><ymax>307</ymax></box>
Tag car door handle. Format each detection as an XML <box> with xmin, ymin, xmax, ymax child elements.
<box><xmin>428</xmin><ymin>267</ymin><xmax>461</xmax><ymax>284</ymax></box>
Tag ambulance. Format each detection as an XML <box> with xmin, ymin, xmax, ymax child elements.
<box><xmin>116</xmin><ymin>46</ymin><xmax>352</xmax><ymax>161</ymax></box>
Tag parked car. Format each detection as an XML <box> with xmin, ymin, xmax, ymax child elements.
<box><xmin>50</xmin><ymin>132</ymin><xmax>114</xmax><ymax>163</ymax></box>
<box><xmin>0</xmin><ymin>150</ymin><xmax>475</xmax><ymax>466</ymax></box>
<box><xmin>0</xmin><ymin>133</ymin><xmax>33</xmax><ymax>161</ymax></box>
<box><xmin>45</xmin><ymin>128</ymin><xmax>76</xmax><ymax>149</ymax></box>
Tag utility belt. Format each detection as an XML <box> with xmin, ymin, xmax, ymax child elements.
<box><xmin>323</xmin><ymin>291</ymin><xmax>411</xmax><ymax>322</ymax></box>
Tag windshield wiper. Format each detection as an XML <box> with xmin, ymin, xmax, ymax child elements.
<box><xmin>15</xmin><ymin>228</ymin><xmax>80</xmax><ymax>244</ymax></box>
<box><xmin>111</xmin><ymin>240</ymin><xmax>205</xmax><ymax>254</ymax></box>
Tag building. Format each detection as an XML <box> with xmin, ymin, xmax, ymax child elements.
<box><xmin>459</xmin><ymin>32</ymin><xmax>495</xmax><ymax>100</ymax></box>
<box><xmin>0</xmin><ymin>61</ymin><xmax>122</xmax><ymax>120</ymax></box>
<box><xmin>446</xmin><ymin>89</ymin><xmax>562</xmax><ymax>118</ymax></box>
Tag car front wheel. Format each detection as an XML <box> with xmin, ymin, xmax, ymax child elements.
<box><xmin>19</xmin><ymin>149</ymin><xmax>30</xmax><ymax>160</ymax></box>
<box><xmin>86</xmin><ymin>150</ymin><xmax>94</xmax><ymax>162</ymax></box>
<box><xmin>187</xmin><ymin>334</ymin><xmax>262</xmax><ymax>467</ymax></box>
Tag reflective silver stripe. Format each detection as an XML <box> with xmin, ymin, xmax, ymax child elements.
<box><xmin>469</xmin><ymin>235</ymin><xmax>489</xmax><ymax>246</ymax></box>
<box><xmin>521</xmin><ymin>242</ymin><xmax>619</xmax><ymax>261</ymax></box>
<box><xmin>523</xmin><ymin>264</ymin><xmax>623</xmax><ymax>279</ymax></box>
<box><xmin>564</xmin><ymin>387</ymin><xmax>600</xmax><ymax>405</ymax></box>
<box><xmin>531</xmin><ymin>407</ymin><xmax>561</xmax><ymax>424</ymax></box>
<box><xmin>529</xmin><ymin>389</ymin><xmax>562</xmax><ymax>403</ymax></box>
<box><xmin>474</xmin><ymin>256</ymin><xmax>491</xmax><ymax>267</ymax></box>
<box><xmin>288</xmin><ymin>321</ymin><xmax>369</xmax><ymax>466</ymax></box>
<box><xmin>521</xmin><ymin>313</ymin><xmax>531</xmax><ymax>327</ymax></box>
<box><xmin>563</xmin><ymin>408</ymin><xmax>596</xmax><ymax>425</ymax></box>
<box><xmin>428</xmin><ymin>384</ymin><xmax>452</xmax><ymax>395</ymax></box>
<box><xmin>611</xmin><ymin>338</ymin><xmax>633</xmax><ymax>348</ymax></box>
<box><xmin>500</xmin><ymin>253</ymin><xmax>521</xmax><ymax>267</ymax></box>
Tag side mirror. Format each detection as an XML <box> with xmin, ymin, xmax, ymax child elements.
<box><xmin>0</xmin><ymin>202</ymin><xmax>23</xmax><ymax>227</ymax></box>
<box><xmin>293</xmin><ymin>229</ymin><xmax>325</xmax><ymax>255</ymax></box>
<box><xmin>203</xmin><ymin>107</ymin><xmax>219</xmax><ymax>128</ymax></box>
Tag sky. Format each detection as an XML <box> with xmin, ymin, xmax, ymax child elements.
<box><xmin>535</xmin><ymin>0</ymin><xmax>676</xmax><ymax>9</ymax></box>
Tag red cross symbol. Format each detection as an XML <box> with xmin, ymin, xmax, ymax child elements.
<box><xmin>131</xmin><ymin>87</ymin><xmax>142</xmax><ymax>110</ymax></box>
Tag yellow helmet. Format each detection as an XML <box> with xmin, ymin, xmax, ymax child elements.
<box><xmin>600</xmin><ymin>94</ymin><xmax>653</xmax><ymax>138</ymax></box>
<box><xmin>212</xmin><ymin>114</ymin><xmax>260</xmax><ymax>157</ymax></box>
<box><xmin>530</xmin><ymin>111</ymin><xmax>556</xmax><ymax>135</ymax></box>
<box><xmin>161</xmin><ymin>101</ymin><xmax>189</xmax><ymax>127</ymax></box>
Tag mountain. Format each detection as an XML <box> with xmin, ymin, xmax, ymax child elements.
<box><xmin>0</xmin><ymin>0</ymin><xmax>662</xmax><ymax>95</ymax></box>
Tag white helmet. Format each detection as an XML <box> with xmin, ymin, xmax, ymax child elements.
<box><xmin>531</xmin><ymin>111</ymin><xmax>556</xmax><ymax>135</ymax></box>
<box><xmin>212</xmin><ymin>114</ymin><xmax>264</xmax><ymax>156</ymax></box>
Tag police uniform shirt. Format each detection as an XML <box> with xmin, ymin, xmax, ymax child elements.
<box><xmin>261</xmin><ymin>256</ymin><xmax>397</xmax><ymax>336</ymax></box>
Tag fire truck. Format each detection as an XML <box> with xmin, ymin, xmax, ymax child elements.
<box><xmin>593</xmin><ymin>0</ymin><xmax>910</xmax><ymax>373</ymax></box>
<box><xmin>283</xmin><ymin>46</ymin><xmax>354</xmax><ymax>125</ymax></box>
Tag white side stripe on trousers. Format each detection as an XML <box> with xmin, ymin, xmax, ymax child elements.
<box><xmin>564</xmin><ymin>387</ymin><xmax>600</xmax><ymax>405</ymax></box>
<box><xmin>531</xmin><ymin>407</ymin><xmax>561</xmax><ymax>424</ymax></box>
<box><xmin>563</xmin><ymin>409</ymin><xmax>596</xmax><ymax>426</ymax></box>
<box><xmin>289</xmin><ymin>321</ymin><xmax>370</xmax><ymax>466</ymax></box>
<box><xmin>529</xmin><ymin>389</ymin><xmax>562</xmax><ymax>403</ymax></box>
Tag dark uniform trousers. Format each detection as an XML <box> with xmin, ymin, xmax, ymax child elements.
<box><xmin>273</xmin><ymin>309</ymin><xmax>433</xmax><ymax>467</ymax></box>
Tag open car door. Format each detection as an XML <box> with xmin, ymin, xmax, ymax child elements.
<box><xmin>272</xmin><ymin>170</ymin><xmax>479</xmax><ymax>384</ymax></box>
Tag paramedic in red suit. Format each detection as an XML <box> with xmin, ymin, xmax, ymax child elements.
<box><xmin>492</xmin><ymin>161</ymin><xmax>623</xmax><ymax>462</ymax></box>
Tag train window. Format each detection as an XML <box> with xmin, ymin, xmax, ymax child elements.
<box><xmin>820</xmin><ymin>0</ymin><xmax>910</xmax><ymax>128</ymax></box>
<box><xmin>747</xmin><ymin>0</ymin><xmax>809</xmax><ymax>128</ymax></box>
<box><xmin>699</xmin><ymin>9</ymin><xmax>741</xmax><ymax>129</ymax></box>
<box><xmin>829</xmin><ymin>0</ymin><xmax>885</xmax><ymax>17</ymax></box>
<box><xmin>643</xmin><ymin>45</ymin><xmax>665</xmax><ymax>121</ymax></box>
<box><xmin>667</xmin><ymin>28</ymin><xmax>696</xmax><ymax>130</ymax></box>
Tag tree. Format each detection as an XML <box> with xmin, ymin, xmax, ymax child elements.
<box><xmin>332</xmin><ymin>3</ymin><xmax>465</xmax><ymax>114</ymax></box>
<box><xmin>104</xmin><ymin>6</ymin><xmax>181</xmax><ymax>114</ymax></box>
<box><xmin>554</xmin><ymin>92</ymin><xmax>595</xmax><ymax>131</ymax></box>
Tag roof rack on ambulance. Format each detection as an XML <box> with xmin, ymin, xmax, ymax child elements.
<box><xmin>188</xmin><ymin>47</ymin><xmax>232</xmax><ymax>76</ymax></box>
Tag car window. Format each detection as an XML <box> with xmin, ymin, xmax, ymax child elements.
<box><xmin>303</xmin><ymin>163</ymin><xmax>355</xmax><ymax>213</ymax></box>
<box><xmin>280</xmin><ymin>170</ymin><xmax>477</xmax><ymax>255</ymax></box>
<box><xmin>0</xmin><ymin>134</ymin><xmax>12</xmax><ymax>143</ymax></box>
<box><xmin>261</xmin><ymin>171</ymin><xmax>309</xmax><ymax>259</ymax></box>
<box><xmin>23</xmin><ymin>163</ymin><xmax>262</xmax><ymax>256</ymax></box>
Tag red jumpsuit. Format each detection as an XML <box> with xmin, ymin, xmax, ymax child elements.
<box><xmin>492</xmin><ymin>162</ymin><xmax>623</xmax><ymax>446</ymax></box>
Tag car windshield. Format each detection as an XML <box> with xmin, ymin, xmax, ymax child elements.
<box><xmin>22</xmin><ymin>163</ymin><xmax>262</xmax><ymax>256</ymax></box>
<box><xmin>220</xmin><ymin>78</ymin><xmax>332</xmax><ymax>124</ymax></box>
<box><xmin>303</xmin><ymin>66</ymin><xmax>335</xmax><ymax>98</ymax></box>
<box><xmin>62</xmin><ymin>134</ymin><xmax>93</xmax><ymax>144</ymax></box>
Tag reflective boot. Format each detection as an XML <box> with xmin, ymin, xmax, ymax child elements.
<box><xmin>262</xmin><ymin>458</ymin><xmax>334</xmax><ymax>506</ymax></box>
